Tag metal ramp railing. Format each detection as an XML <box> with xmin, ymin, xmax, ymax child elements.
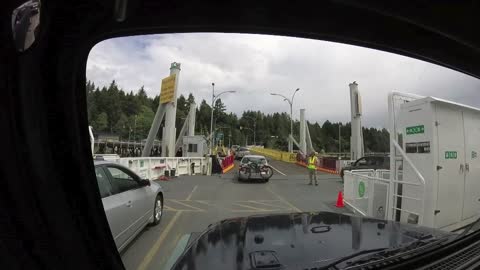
<box><xmin>343</xmin><ymin>92</ymin><xmax>427</xmax><ymax>225</ymax></box>
<box><xmin>344</xmin><ymin>168</ymin><xmax>425</xmax><ymax>225</ymax></box>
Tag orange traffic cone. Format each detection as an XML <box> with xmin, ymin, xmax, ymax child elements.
<box><xmin>335</xmin><ymin>191</ymin><xmax>345</xmax><ymax>208</ymax></box>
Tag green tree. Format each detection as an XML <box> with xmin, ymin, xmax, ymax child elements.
<box><xmin>213</xmin><ymin>98</ymin><xmax>227</xmax><ymax>125</ymax></box>
<box><xmin>175</xmin><ymin>95</ymin><xmax>189</xmax><ymax>137</ymax></box>
<box><xmin>187</xmin><ymin>93</ymin><xmax>195</xmax><ymax>106</ymax></box>
<box><xmin>113</xmin><ymin>113</ymin><xmax>129</xmax><ymax>138</ymax></box>
<box><xmin>196</xmin><ymin>100</ymin><xmax>212</xmax><ymax>135</ymax></box>
<box><xmin>93</xmin><ymin>112</ymin><xmax>108</xmax><ymax>131</ymax></box>
<box><xmin>134</xmin><ymin>105</ymin><xmax>155</xmax><ymax>141</ymax></box>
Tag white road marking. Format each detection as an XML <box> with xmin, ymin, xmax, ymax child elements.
<box><xmin>266</xmin><ymin>186</ymin><xmax>301</xmax><ymax>212</ymax></box>
<box><xmin>185</xmin><ymin>185</ymin><xmax>198</xmax><ymax>201</ymax></box>
<box><xmin>269</xmin><ymin>164</ymin><xmax>286</xmax><ymax>176</ymax></box>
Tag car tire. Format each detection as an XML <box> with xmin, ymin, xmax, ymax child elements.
<box><xmin>150</xmin><ymin>194</ymin><xmax>163</xmax><ymax>226</ymax></box>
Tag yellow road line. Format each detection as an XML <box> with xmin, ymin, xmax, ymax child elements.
<box><xmin>137</xmin><ymin>211</ymin><xmax>182</xmax><ymax>270</ymax></box>
<box><xmin>185</xmin><ymin>185</ymin><xmax>198</xmax><ymax>201</ymax></box>
<box><xmin>170</xmin><ymin>199</ymin><xmax>204</xmax><ymax>212</ymax></box>
<box><xmin>232</xmin><ymin>202</ymin><xmax>268</xmax><ymax>211</ymax></box>
<box><xmin>266</xmin><ymin>186</ymin><xmax>301</xmax><ymax>212</ymax></box>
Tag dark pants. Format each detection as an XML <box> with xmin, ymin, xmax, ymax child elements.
<box><xmin>308</xmin><ymin>168</ymin><xmax>317</xmax><ymax>184</ymax></box>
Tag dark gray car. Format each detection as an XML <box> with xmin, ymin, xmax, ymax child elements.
<box><xmin>94</xmin><ymin>161</ymin><xmax>164</xmax><ymax>252</ymax></box>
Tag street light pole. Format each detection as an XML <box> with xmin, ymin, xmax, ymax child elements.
<box><xmin>133</xmin><ymin>115</ymin><xmax>137</xmax><ymax>143</ymax></box>
<box><xmin>209</xmin><ymin>83</ymin><xmax>236</xmax><ymax>155</ymax></box>
<box><xmin>210</xmin><ymin>83</ymin><xmax>215</xmax><ymax>155</ymax></box>
<box><xmin>240</xmin><ymin>126</ymin><xmax>253</xmax><ymax>146</ymax></box>
<box><xmin>339</xmin><ymin>123</ymin><xmax>342</xmax><ymax>160</ymax></box>
<box><xmin>289</xmin><ymin>103</ymin><xmax>293</xmax><ymax>151</ymax></box>
<box><xmin>127</xmin><ymin>127</ymin><xmax>131</xmax><ymax>156</ymax></box>
<box><xmin>243</xmin><ymin>115</ymin><xmax>257</xmax><ymax>146</ymax></box>
<box><xmin>270</xmin><ymin>88</ymin><xmax>300</xmax><ymax>152</ymax></box>
<box><xmin>254</xmin><ymin>121</ymin><xmax>256</xmax><ymax>146</ymax></box>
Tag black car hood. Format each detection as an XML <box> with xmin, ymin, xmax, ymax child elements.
<box><xmin>172</xmin><ymin>212</ymin><xmax>452</xmax><ymax>270</ymax></box>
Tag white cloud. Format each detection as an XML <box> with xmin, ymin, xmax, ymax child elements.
<box><xmin>87</xmin><ymin>33</ymin><xmax>480</xmax><ymax>127</ymax></box>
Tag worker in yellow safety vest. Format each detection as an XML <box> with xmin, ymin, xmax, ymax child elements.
<box><xmin>307</xmin><ymin>151</ymin><xmax>318</xmax><ymax>185</ymax></box>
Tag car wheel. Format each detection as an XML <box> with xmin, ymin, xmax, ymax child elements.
<box><xmin>150</xmin><ymin>194</ymin><xmax>163</xmax><ymax>226</ymax></box>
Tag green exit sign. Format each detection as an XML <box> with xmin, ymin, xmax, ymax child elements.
<box><xmin>445</xmin><ymin>151</ymin><xmax>458</xmax><ymax>159</ymax></box>
<box><xmin>406</xmin><ymin>125</ymin><xmax>425</xmax><ymax>135</ymax></box>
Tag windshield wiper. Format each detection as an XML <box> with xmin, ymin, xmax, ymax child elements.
<box><xmin>321</xmin><ymin>236</ymin><xmax>450</xmax><ymax>270</ymax></box>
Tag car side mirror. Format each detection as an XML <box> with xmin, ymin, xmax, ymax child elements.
<box><xmin>139</xmin><ymin>179</ymin><xmax>150</xmax><ymax>187</ymax></box>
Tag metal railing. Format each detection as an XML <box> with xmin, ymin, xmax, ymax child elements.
<box><xmin>344</xmin><ymin>168</ymin><xmax>425</xmax><ymax>225</ymax></box>
<box><xmin>109</xmin><ymin>157</ymin><xmax>208</xmax><ymax>180</ymax></box>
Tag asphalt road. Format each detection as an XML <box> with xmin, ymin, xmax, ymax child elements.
<box><xmin>120</xmin><ymin>160</ymin><xmax>348</xmax><ymax>270</ymax></box>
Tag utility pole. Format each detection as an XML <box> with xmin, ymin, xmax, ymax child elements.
<box><xmin>270</xmin><ymin>88</ymin><xmax>300</xmax><ymax>152</ymax></box>
<box><xmin>243</xmin><ymin>115</ymin><xmax>257</xmax><ymax>146</ymax></box>
<box><xmin>209</xmin><ymin>83</ymin><xmax>235</xmax><ymax>154</ymax></box>
<box><xmin>299</xmin><ymin>109</ymin><xmax>306</xmax><ymax>155</ymax></box>
<box><xmin>127</xmin><ymin>127</ymin><xmax>131</xmax><ymax>155</ymax></box>
<box><xmin>339</xmin><ymin>123</ymin><xmax>342</xmax><ymax>159</ymax></box>
<box><xmin>210</xmin><ymin>83</ymin><xmax>215</xmax><ymax>155</ymax></box>
<box><xmin>240</xmin><ymin>126</ymin><xmax>253</xmax><ymax>147</ymax></box>
<box><xmin>133</xmin><ymin>115</ymin><xmax>137</xmax><ymax>143</ymax></box>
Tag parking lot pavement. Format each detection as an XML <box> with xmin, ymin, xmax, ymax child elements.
<box><xmin>120</xmin><ymin>161</ymin><xmax>349</xmax><ymax>270</ymax></box>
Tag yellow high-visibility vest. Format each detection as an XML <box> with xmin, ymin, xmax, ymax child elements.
<box><xmin>308</xmin><ymin>156</ymin><xmax>317</xmax><ymax>169</ymax></box>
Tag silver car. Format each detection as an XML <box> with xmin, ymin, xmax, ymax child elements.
<box><xmin>94</xmin><ymin>161</ymin><xmax>164</xmax><ymax>252</ymax></box>
<box><xmin>235</xmin><ymin>147</ymin><xmax>251</xmax><ymax>160</ymax></box>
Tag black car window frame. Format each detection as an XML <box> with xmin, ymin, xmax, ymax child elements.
<box><xmin>103</xmin><ymin>164</ymin><xmax>142</xmax><ymax>195</ymax></box>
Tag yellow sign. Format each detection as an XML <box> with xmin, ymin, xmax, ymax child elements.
<box><xmin>160</xmin><ymin>74</ymin><xmax>176</xmax><ymax>104</ymax></box>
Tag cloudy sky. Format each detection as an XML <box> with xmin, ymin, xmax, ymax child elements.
<box><xmin>87</xmin><ymin>33</ymin><xmax>480</xmax><ymax>128</ymax></box>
